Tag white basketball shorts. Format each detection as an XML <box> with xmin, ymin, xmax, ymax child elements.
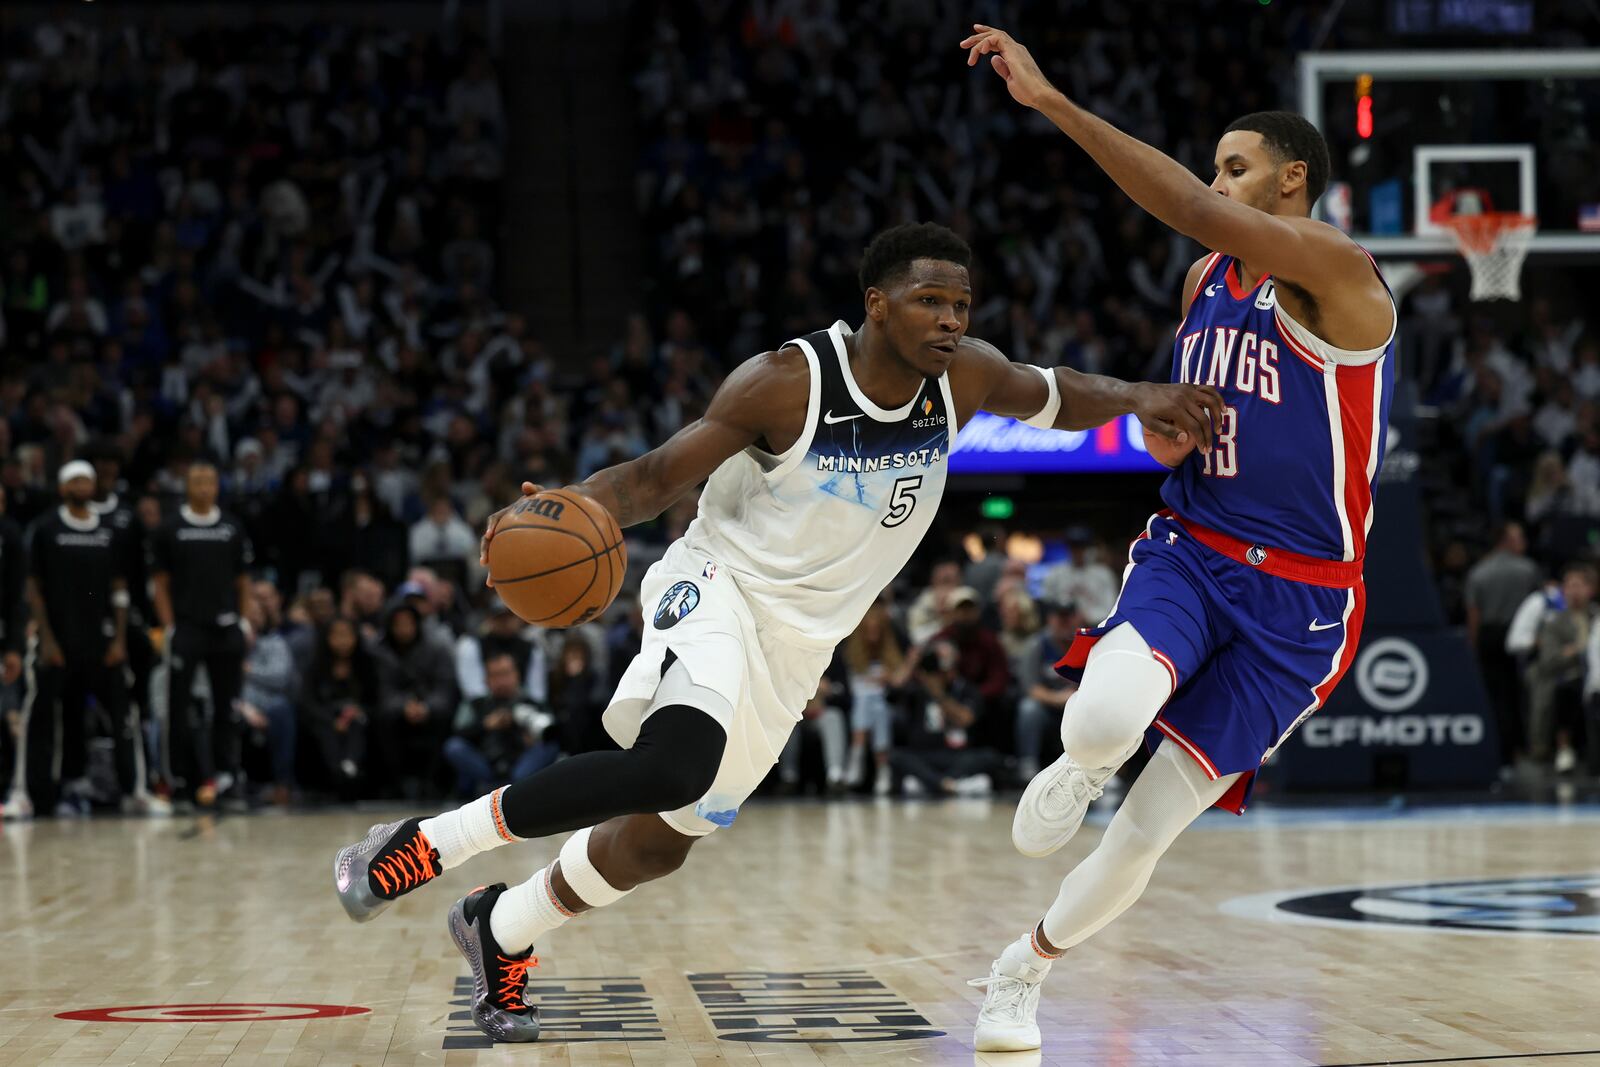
<box><xmin>604</xmin><ymin>539</ymin><xmax>833</xmax><ymax>835</ymax></box>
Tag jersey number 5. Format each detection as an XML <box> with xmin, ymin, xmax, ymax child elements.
<box><xmin>882</xmin><ymin>476</ymin><xmax>922</xmax><ymax>528</ymax></box>
<box><xmin>1201</xmin><ymin>405</ymin><xmax>1239</xmax><ymax>479</ymax></box>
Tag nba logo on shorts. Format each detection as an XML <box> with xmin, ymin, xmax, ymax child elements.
<box><xmin>1246</xmin><ymin>544</ymin><xmax>1268</xmax><ymax>566</ymax></box>
<box><xmin>654</xmin><ymin>581</ymin><xmax>700</xmax><ymax>629</ymax></box>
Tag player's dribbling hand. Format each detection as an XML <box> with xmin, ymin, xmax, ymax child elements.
<box><xmin>960</xmin><ymin>25</ymin><xmax>1055</xmax><ymax>109</ymax></box>
<box><xmin>1129</xmin><ymin>382</ymin><xmax>1226</xmax><ymax>455</ymax></box>
<box><xmin>480</xmin><ymin>480</ymin><xmax>545</xmax><ymax>585</ymax></box>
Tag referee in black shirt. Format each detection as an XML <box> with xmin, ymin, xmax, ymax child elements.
<box><xmin>152</xmin><ymin>459</ymin><xmax>254</xmax><ymax>807</ymax></box>
<box><xmin>22</xmin><ymin>461</ymin><xmax>133</xmax><ymax>816</ymax></box>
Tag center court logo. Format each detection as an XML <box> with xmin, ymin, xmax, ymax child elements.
<box><xmin>1222</xmin><ymin>874</ymin><xmax>1600</xmax><ymax>937</ymax></box>
<box><xmin>1354</xmin><ymin>636</ymin><xmax>1429</xmax><ymax>711</ymax></box>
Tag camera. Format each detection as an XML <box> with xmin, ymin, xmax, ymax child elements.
<box><xmin>918</xmin><ymin>648</ymin><xmax>944</xmax><ymax>674</ymax></box>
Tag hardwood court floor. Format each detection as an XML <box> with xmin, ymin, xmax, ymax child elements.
<box><xmin>2</xmin><ymin>797</ymin><xmax>1598</xmax><ymax>1067</ymax></box>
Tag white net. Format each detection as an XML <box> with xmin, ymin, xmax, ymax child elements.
<box><xmin>1445</xmin><ymin>213</ymin><xmax>1538</xmax><ymax>302</ymax></box>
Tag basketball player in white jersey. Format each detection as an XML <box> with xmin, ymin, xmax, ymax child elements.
<box><xmin>334</xmin><ymin>222</ymin><xmax>1224</xmax><ymax>1043</ymax></box>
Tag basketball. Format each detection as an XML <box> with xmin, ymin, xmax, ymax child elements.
<box><xmin>488</xmin><ymin>488</ymin><xmax>627</xmax><ymax>627</ymax></box>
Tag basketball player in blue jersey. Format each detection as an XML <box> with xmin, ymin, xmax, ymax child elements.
<box><xmin>959</xmin><ymin>27</ymin><xmax>1398</xmax><ymax>1052</ymax></box>
<box><xmin>331</xmin><ymin>222</ymin><xmax>1224</xmax><ymax>1043</ymax></box>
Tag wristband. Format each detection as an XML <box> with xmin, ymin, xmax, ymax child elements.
<box><xmin>1021</xmin><ymin>365</ymin><xmax>1062</xmax><ymax>429</ymax></box>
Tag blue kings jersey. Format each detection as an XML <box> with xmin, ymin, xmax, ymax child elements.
<box><xmin>685</xmin><ymin>320</ymin><xmax>957</xmax><ymax>643</ymax></box>
<box><xmin>1160</xmin><ymin>252</ymin><xmax>1396</xmax><ymax>565</ymax></box>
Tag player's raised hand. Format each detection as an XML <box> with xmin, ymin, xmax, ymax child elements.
<box><xmin>960</xmin><ymin>25</ymin><xmax>1056</xmax><ymax>109</ymax></box>
<box><xmin>480</xmin><ymin>480</ymin><xmax>545</xmax><ymax>584</ymax></box>
<box><xmin>1129</xmin><ymin>383</ymin><xmax>1225</xmax><ymax>455</ymax></box>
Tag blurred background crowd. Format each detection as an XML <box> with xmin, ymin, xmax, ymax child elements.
<box><xmin>1</xmin><ymin>1</ymin><xmax>1597</xmax><ymax>817</ymax></box>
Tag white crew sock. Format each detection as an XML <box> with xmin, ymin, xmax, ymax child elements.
<box><xmin>489</xmin><ymin>827</ymin><xmax>635</xmax><ymax>954</ymax></box>
<box><xmin>419</xmin><ymin>786</ymin><xmax>519</xmax><ymax>870</ymax></box>
<box><xmin>997</xmin><ymin>927</ymin><xmax>1058</xmax><ymax>982</ymax></box>
<box><xmin>490</xmin><ymin>865</ymin><xmax>576</xmax><ymax>954</ymax></box>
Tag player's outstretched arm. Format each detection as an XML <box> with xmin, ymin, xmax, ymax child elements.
<box><xmin>480</xmin><ymin>348</ymin><xmax>806</xmax><ymax>566</ymax></box>
<box><xmin>960</xmin><ymin>25</ymin><xmax>1369</xmax><ymax>294</ymax></box>
<box><xmin>955</xmin><ymin>337</ymin><xmax>1224</xmax><ymax>452</ymax></box>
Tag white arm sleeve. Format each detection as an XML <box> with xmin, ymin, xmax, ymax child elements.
<box><xmin>1021</xmin><ymin>364</ymin><xmax>1062</xmax><ymax>429</ymax></box>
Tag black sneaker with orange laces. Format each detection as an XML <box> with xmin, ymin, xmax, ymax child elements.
<box><xmin>447</xmin><ymin>883</ymin><xmax>541</xmax><ymax>1042</ymax></box>
<box><xmin>333</xmin><ymin>817</ymin><xmax>441</xmax><ymax>923</ymax></box>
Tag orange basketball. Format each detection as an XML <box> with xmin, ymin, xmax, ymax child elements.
<box><xmin>488</xmin><ymin>488</ymin><xmax>627</xmax><ymax>627</ymax></box>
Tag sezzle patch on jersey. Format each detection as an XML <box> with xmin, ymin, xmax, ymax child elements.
<box><xmin>653</xmin><ymin>581</ymin><xmax>700</xmax><ymax>629</ymax></box>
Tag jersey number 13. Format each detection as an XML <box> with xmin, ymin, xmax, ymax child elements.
<box><xmin>1200</xmin><ymin>405</ymin><xmax>1239</xmax><ymax>479</ymax></box>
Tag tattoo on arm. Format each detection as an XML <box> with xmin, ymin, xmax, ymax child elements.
<box><xmin>610</xmin><ymin>468</ymin><xmax>641</xmax><ymax>528</ymax></box>
<box><xmin>581</xmin><ymin>455</ymin><xmax>652</xmax><ymax>529</ymax></box>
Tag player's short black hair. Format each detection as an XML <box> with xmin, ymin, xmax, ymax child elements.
<box><xmin>1223</xmin><ymin>111</ymin><xmax>1331</xmax><ymax>207</ymax></box>
<box><xmin>858</xmin><ymin>223</ymin><xmax>972</xmax><ymax>291</ymax></box>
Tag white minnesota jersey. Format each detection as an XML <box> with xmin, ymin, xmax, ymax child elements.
<box><xmin>684</xmin><ymin>321</ymin><xmax>958</xmax><ymax>644</ymax></box>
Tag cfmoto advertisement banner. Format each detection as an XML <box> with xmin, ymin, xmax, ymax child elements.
<box><xmin>1274</xmin><ymin>629</ymin><xmax>1499</xmax><ymax>789</ymax></box>
<box><xmin>1272</xmin><ymin>382</ymin><xmax>1499</xmax><ymax>790</ymax></box>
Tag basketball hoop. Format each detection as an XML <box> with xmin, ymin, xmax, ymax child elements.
<box><xmin>1443</xmin><ymin>211</ymin><xmax>1538</xmax><ymax>302</ymax></box>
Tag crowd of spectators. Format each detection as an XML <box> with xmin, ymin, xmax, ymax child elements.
<box><xmin>6</xmin><ymin>4</ymin><xmax>1599</xmax><ymax>816</ymax></box>
<box><xmin>1430</xmin><ymin>293</ymin><xmax>1600</xmax><ymax>781</ymax></box>
<box><xmin>629</xmin><ymin>0</ymin><xmax>1309</xmax><ymax>377</ymax></box>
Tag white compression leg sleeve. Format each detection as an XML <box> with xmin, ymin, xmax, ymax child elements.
<box><xmin>1059</xmin><ymin>622</ymin><xmax>1174</xmax><ymax>770</ymax></box>
<box><xmin>1039</xmin><ymin>742</ymin><xmax>1239</xmax><ymax>951</ymax></box>
<box><xmin>490</xmin><ymin>826</ymin><xmax>635</xmax><ymax>954</ymax></box>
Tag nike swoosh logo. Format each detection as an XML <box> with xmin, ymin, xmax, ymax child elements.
<box><xmin>1204</xmin><ymin>283</ymin><xmax>1221</xmax><ymax>297</ymax></box>
<box><xmin>1308</xmin><ymin>619</ymin><xmax>1341</xmax><ymax>632</ymax></box>
<box><xmin>823</xmin><ymin>411</ymin><xmax>864</xmax><ymax>424</ymax></box>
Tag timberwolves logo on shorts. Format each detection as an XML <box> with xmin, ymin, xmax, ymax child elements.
<box><xmin>1246</xmin><ymin>544</ymin><xmax>1268</xmax><ymax>566</ymax></box>
<box><xmin>654</xmin><ymin>581</ymin><xmax>700</xmax><ymax>630</ymax></box>
<box><xmin>1222</xmin><ymin>874</ymin><xmax>1600</xmax><ymax>937</ymax></box>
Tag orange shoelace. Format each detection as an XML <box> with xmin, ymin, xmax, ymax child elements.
<box><xmin>495</xmin><ymin>954</ymin><xmax>539</xmax><ymax>1011</ymax></box>
<box><xmin>370</xmin><ymin>830</ymin><xmax>440</xmax><ymax>897</ymax></box>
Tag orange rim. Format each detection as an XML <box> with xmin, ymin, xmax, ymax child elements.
<box><xmin>1442</xmin><ymin>212</ymin><xmax>1537</xmax><ymax>254</ymax></box>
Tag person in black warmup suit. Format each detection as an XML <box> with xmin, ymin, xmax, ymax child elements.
<box><xmin>19</xmin><ymin>461</ymin><xmax>133</xmax><ymax>818</ymax></box>
<box><xmin>151</xmin><ymin>459</ymin><xmax>254</xmax><ymax>809</ymax></box>
<box><xmin>89</xmin><ymin>442</ymin><xmax>167</xmax><ymax>814</ymax></box>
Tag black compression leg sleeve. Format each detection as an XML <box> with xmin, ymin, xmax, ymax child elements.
<box><xmin>497</xmin><ymin>704</ymin><xmax>726</xmax><ymax>840</ymax></box>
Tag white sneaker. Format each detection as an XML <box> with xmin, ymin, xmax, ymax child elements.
<box><xmin>952</xmin><ymin>773</ymin><xmax>993</xmax><ymax>796</ymax></box>
<box><xmin>1</xmin><ymin>791</ymin><xmax>33</xmax><ymax>821</ymax></box>
<box><xmin>901</xmin><ymin>775</ymin><xmax>926</xmax><ymax>797</ymax></box>
<box><xmin>1012</xmin><ymin>754</ymin><xmax>1114</xmax><ymax>858</ymax></box>
<box><xmin>122</xmin><ymin>791</ymin><xmax>174</xmax><ymax>818</ymax></box>
<box><xmin>971</xmin><ymin>935</ymin><xmax>1052</xmax><ymax>1053</ymax></box>
<box><xmin>873</xmin><ymin>763</ymin><xmax>892</xmax><ymax>796</ymax></box>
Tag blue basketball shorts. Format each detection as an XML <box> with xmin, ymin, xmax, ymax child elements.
<box><xmin>1056</xmin><ymin>511</ymin><xmax>1367</xmax><ymax>812</ymax></box>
